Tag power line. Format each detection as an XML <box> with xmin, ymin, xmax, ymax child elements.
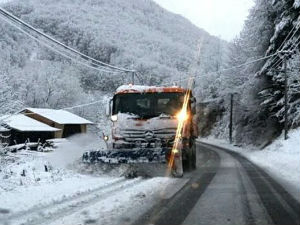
<box><xmin>164</xmin><ymin>20</ymin><xmax>300</xmax><ymax>86</ymax></box>
<box><xmin>161</xmin><ymin>52</ymin><xmax>279</xmax><ymax>86</ymax></box>
<box><xmin>0</xmin><ymin>13</ymin><xmax>123</xmax><ymax>74</ymax></box>
<box><xmin>277</xmin><ymin>20</ymin><xmax>300</xmax><ymax>52</ymax></box>
<box><xmin>165</xmin><ymin>23</ymin><xmax>300</xmax><ymax>87</ymax></box>
<box><xmin>267</xmin><ymin>20</ymin><xmax>300</xmax><ymax>69</ymax></box>
<box><xmin>0</xmin><ymin>6</ymin><xmax>134</xmax><ymax>73</ymax></box>
<box><xmin>22</xmin><ymin>99</ymin><xmax>106</xmax><ymax>113</ymax></box>
<box><xmin>269</xmin><ymin>37</ymin><xmax>300</xmax><ymax>70</ymax></box>
<box><xmin>0</xmin><ymin>6</ymin><xmax>134</xmax><ymax>72</ymax></box>
<box><xmin>62</xmin><ymin>100</ymin><xmax>104</xmax><ymax>110</ymax></box>
<box><xmin>268</xmin><ymin>37</ymin><xmax>300</xmax><ymax>71</ymax></box>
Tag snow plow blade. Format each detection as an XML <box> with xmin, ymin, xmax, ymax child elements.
<box><xmin>81</xmin><ymin>148</ymin><xmax>185</xmax><ymax>178</ymax></box>
<box><xmin>82</xmin><ymin>148</ymin><xmax>168</xmax><ymax>164</ymax></box>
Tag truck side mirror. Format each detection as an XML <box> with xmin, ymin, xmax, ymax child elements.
<box><xmin>191</xmin><ymin>105</ymin><xmax>196</xmax><ymax>115</ymax></box>
<box><xmin>105</xmin><ymin>98</ymin><xmax>113</xmax><ymax>117</ymax></box>
<box><xmin>191</xmin><ymin>97</ymin><xmax>197</xmax><ymax>115</ymax></box>
<box><xmin>190</xmin><ymin>97</ymin><xmax>196</xmax><ymax>103</ymax></box>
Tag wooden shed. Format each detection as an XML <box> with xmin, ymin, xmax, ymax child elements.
<box><xmin>0</xmin><ymin>125</ymin><xmax>10</xmax><ymax>146</ymax></box>
<box><xmin>21</xmin><ymin>108</ymin><xmax>93</xmax><ymax>138</ymax></box>
<box><xmin>0</xmin><ymin>114</ymin><xmax>60</xmax><ymax>145</ymax></box>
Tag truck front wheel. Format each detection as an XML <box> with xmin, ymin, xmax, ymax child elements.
<box><xmin>182</xmin><ymin>140</ymin><xmax>196</xmax><ymax>171</ymax></box>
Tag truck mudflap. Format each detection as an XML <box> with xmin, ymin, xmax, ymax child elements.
<box><xmin>82</xmin><ymin>148</ymin><xmax>169</xmax><ymax>164</ymax></box>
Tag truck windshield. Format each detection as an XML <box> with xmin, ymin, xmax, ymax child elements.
<box><xmin>113</xmin><ymin>92</ymin><xmax>185</xmax><ymax>119</ymax></box>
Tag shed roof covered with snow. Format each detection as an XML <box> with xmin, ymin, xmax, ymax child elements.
<box><xmin>0</xmin><ymin>125</ymin><xmax>9</xmax><ymax>132</ymax></box>
<box><xmin>0</xmin><ymin>114</ymin><xmax>60</xmax><ymax>132</ymax></box>
<box><xmin>24</xmin><ymin>108</ymin><xmax>93</xmax><ymax>125</ymax></box>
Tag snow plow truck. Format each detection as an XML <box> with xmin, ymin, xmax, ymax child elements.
<box><xmin>83</xmin><ymin>85</ymin><xmax>198</xmax><ymax>177</ymax></box>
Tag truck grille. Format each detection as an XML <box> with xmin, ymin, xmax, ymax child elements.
<box><xmin>121</xmin><ymin>128</ymin><xmax>176</xmax><ymax>140</ymax></box>
<box><xmin>112</xmin><ymin>128</ymin><xmax>176</xmax><ymax>149</ymax></box>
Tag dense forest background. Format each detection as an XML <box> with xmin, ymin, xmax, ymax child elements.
<box><xmin>0</xmin><ymin>0</ymin><xmax>299</xmax><ymax>146</ymax></box>
<box><xmin>209</xmin><ymin>0</ymin><xmax>300</xmax><ymax>146</ymax></box>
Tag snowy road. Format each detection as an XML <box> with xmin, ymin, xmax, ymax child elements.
<box><xmin>1</xmin><ymin>143</ymin><xmax>299</xmax><ymax>225</ymax></box>
<box><xmin>135</xmin><ymin>142</ymin><xmax>300</xmax><ymax>225</ymax></box>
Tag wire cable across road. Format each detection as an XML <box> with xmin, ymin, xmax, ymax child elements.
<box><xmin>0</xmin><ymin>6</ymin><xmax>135</xmax><ymax>73</ymax></box>
<box><xmin>161</xmin><ymin>52</ymin><xmax>279</xmax><ymax>86</ymax></box>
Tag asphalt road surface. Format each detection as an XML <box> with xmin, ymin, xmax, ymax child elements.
<box><xmin>134</xmin><ymin>142</ymin><xmax>300</xmax><ymax>225</ymax></box>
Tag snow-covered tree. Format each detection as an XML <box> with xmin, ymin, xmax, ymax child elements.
<box><xmin>256</xmin><ymin>0</ymin><xmax>300</xmax><ymax>129</ymax></box>
<box><xmin>0</xmin><ymin>73</ymin><xmax>23</xmax><ymax>115</ymax></box>
<box><xmin>7</xmin><ymin>61</ymin><xmax>85</xmax><ymax>109</ymax></box>
<box><xmin>213</xmin><ymin>0</ymin><xmax>300</xmax><ymax>145</ymax></box>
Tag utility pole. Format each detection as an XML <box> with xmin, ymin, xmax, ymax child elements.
<box><xmin>179</xmin><ymin>73</ymin><xmax>182</xmax><ymax>87</ymax></box>
<box><xmin>229</xmin><ymin>93</ymin><xmax>233</xmax><ymax>144</ymax></box>
<box><xmin>283</xmin><ymin>54</ymin><xmax>288</xmax><ymax>140</ymax></box>
<box><xmin>131</xmin><ymin>71</ymin><xmax>135</xmax><ymax>85</ymax></box>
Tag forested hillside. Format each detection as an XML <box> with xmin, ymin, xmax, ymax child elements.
<box><xmin>210</xmin><ymin>0</ymin><xmax>300</xmax><ymax>146</ymax></box>
<box><xmin>2</xmin><ymin>0</ymin><xmax>299</xmax><ymax>147</ymax></box>
<box><xmin>0</xmin><ymin>0</ymin><xmax>226</xmax><ymax>122</ymax></box>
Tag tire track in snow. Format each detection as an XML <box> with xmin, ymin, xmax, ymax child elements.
<box><xmin>2</xmin><ymin>178</ymin><xmax>125</xmax><ymax>222</ymax></box>
<box><xmin>3</xmin><ymin>178</ymin><xmax>144</xmax><ymax>225</ymax></box>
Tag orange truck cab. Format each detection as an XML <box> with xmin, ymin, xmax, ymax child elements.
<box><xmin>106</xmin><ymin>85</ymin><xmax>198</xmax><ymax>170</ymax></box>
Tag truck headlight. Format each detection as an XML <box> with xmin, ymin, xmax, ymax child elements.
<box><xmin>176</xmin><ymin>110</ymin><xmax>188</xmax><ymax>122</ymax></box>
<box><xmin>103</xmin><ymin>135</ymin><xmax>109</xmax><ymax>141</ymax></box>
<box><xmin>111</xmin><ymin>115</ymin><xmax>118</xmax><ymax>122</ymax></box>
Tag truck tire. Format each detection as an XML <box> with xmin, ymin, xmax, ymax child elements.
<box><xmin>182</xmin><ymin>157</ymin><xmax>190</xmax><ymax>172</ymax></box>
<box><xmin>182</xmin><ymin>139</ymin><xmax>196</xmax><ymax>171</ymax></box>
<box><xmin>183</xmin><ymin>149</ymin><xmax>194</xmax><ymax>171</ymax></box>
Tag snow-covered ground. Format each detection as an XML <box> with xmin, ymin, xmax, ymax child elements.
<box><xmin>0</xmin><ymin>0</ymin><xmax>11</xmax><ymax>4</ymax></box>
<box><xmin>200</xmin><ymin>128</ymin><xmax>300</xmax><ymax>201</ymax></box>
<box><xmin>0</xmin><ymin>137</ymin><xmax>181</xmax><ymax>225</ymax></box>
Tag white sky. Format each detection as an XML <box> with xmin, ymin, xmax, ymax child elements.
<box><xmin>153</xmin><ymin>0</ymin><xmax>255</xmax><ymax>41</ymax></box>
